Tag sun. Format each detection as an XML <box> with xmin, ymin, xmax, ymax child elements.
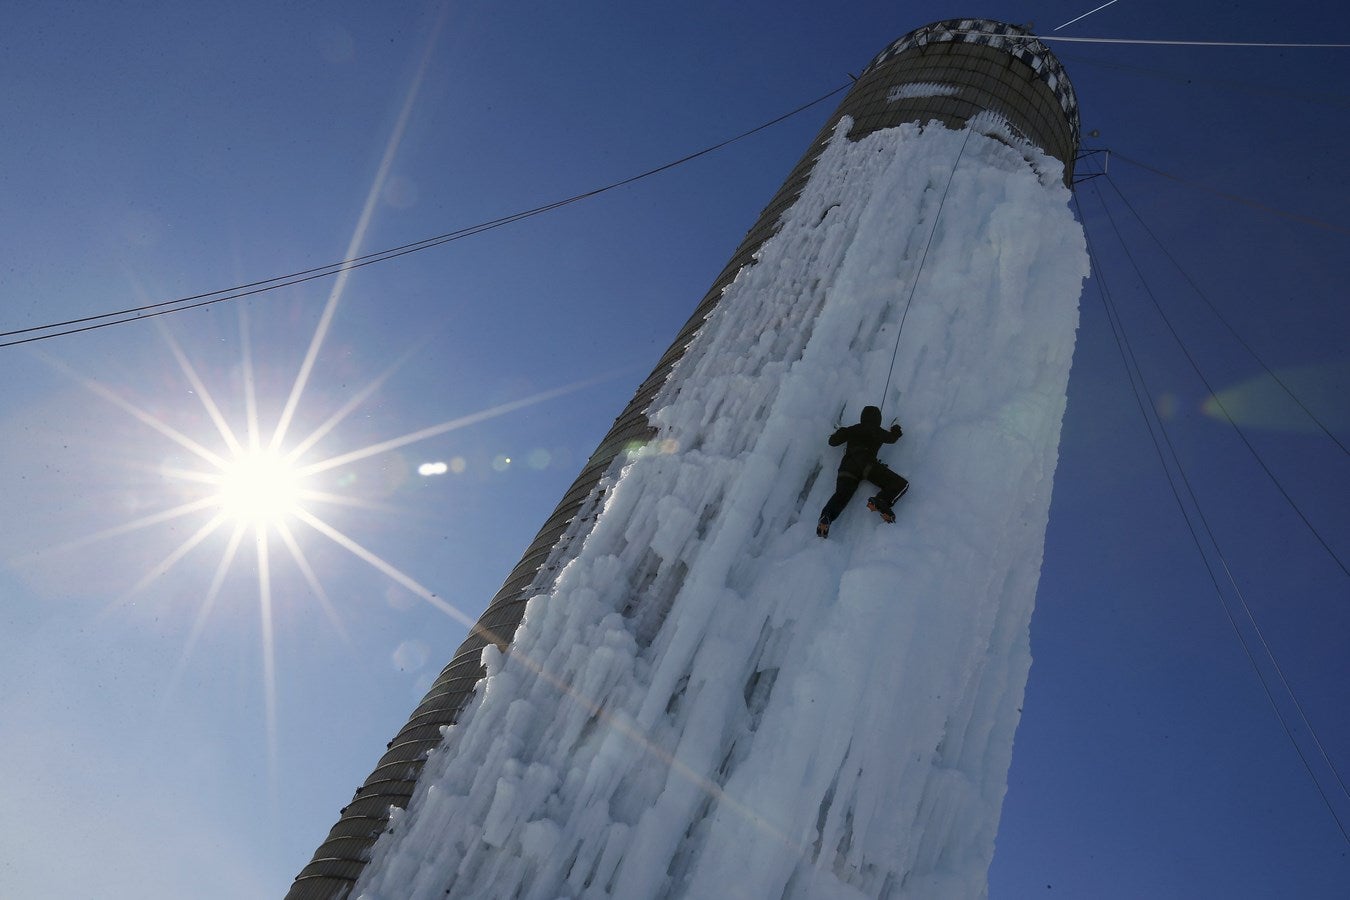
<box><xmin>213</xmin><ymin>445</ymin><xmax>305</xmax><ymax>529</ymax></box>
<box><xmin>40</xmin><ymin>298</ymin><xmax>608</xmax><ymax>794</ymax></box>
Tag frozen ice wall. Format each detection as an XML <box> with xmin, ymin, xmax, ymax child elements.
<box><xmin>355</xmin><ymin>119</ymin><xmax>1088</xmax><ymax>899</ymax></box>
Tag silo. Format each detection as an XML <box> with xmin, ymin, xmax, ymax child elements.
<box><xmin>291</xmin><ymin>19</ymin><xmax>1082</xmax><ymax>899</ymax></box>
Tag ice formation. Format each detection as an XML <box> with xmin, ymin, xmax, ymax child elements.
<box><xmin>354</xmin><ymin>118</ymin><xmax>1088</xmax><ymax>899</ymax></box>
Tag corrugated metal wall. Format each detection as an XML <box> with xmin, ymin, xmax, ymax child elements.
<box><xmin>287</xmin><ymin>19</ymin><xmax>1078</xmax><ymax>899</ymax></box>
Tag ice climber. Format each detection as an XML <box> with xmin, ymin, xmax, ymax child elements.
<box><xmin>816</xmin><ymin>405</ymin><xmax>909</xmax><ymax>538</ymax></box>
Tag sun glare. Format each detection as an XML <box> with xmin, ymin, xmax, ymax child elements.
<box><xmin>215</xmin><ymin>446</ymin><xmax>304</xmax><ymax>527</ymax></box>
<box><xmin>49</xmin><ymin>294</ymin><xmax>606</xmax><ymax>791</ymax></box>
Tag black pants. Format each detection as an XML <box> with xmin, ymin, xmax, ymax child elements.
<box><xmin>820</xmin><ymin>462</ymin><xmax>909</xmax><ymax>522</ymax></box>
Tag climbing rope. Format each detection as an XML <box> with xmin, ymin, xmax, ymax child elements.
<box><xmin>880</xmin><ymin>126</ymin><xmax>975</xmax><ymax>413</ymax></box>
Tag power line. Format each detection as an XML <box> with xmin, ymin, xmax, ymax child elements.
<box><xmin>1090</xmin><ymin>176</ymin><xmax>1349</xmax><ymax>578</ymax></box>
<box><xmin>1</xmin><ymin>83</ymin><xmax>850</xmax><ymax>350</ymax></box>
<box><xmin>1075</xmin><ymin>183</ymin><xmax>1350</xmax><ymax>847</ymax></box>
<box><xmin>947</xmin><ymin>27</ymin><xmax>1350</xmax><ymax>49</ymax></box>
<box><xmin>1056</xmin><ymin>52</ymin><xmax>1350</xmax><ymax>108</ymax></box>
<box><xmin>1085</xmin><ymin>176</ymin><xmax>1350</xmax><ymax>832</ymax></box>
<box><xmin>1109</xmin><ymin>152</ymin><xmax>1350</xmax><ymax>235</ymax></box>
<box><xmin>1101</xmin><ymin>172</ymin><xmax>1349</xmax><ymax>456</ymax></box>
<box><xmin>1037</xmin><ymin>35</ymin><xmax>1350</xmax><ymax>49</ymax></box>
<box><xmin>1089</xmin><ymin>173</ymin><xmax>1350</xmax><ymax>805</ymax></box>
<box><xmin>1054</xmin><ymin>0</ymin><xmax>1122</xmax><ymax>32</ymax></box>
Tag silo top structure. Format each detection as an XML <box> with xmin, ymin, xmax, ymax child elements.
<box><xmin>289</xmin><ymin>19</ymin><xmax>1079</xmax><ymax>899</ymax></box>
<box><xmin>853</xmin><ymin>19</ymin><xmax>1079</xmax><ymax>182</ymax></box>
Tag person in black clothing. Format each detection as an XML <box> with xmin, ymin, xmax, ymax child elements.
<box><xmin>816</xmin><ymin>405</ymin><xmax>909</xmax><ymax>538</ymax></box>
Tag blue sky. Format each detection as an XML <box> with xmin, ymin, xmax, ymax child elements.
<box><xmin>1</xmin><ymin>2</ymin><xmax>1346</xmax><ymax>898</ymax></box>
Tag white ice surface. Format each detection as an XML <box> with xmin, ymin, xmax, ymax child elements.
<box><xmin>355</xmin><ymin>119</ymin><xmax>1088</xmax><ymax>900</ymax></box>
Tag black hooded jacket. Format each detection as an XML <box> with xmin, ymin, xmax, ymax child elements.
<box><xmin>828</xmin><ymin>405</ymin><xmax>901</xmax><ymax>476</ymax></box>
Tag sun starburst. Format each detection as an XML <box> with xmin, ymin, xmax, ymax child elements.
<box><xmin>33</xmin><ymin>300</ymin><xmax>612</xmax><ymax>796</ymax></box>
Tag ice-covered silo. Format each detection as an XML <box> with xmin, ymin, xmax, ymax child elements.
<box><xmin>291</xmin><ymin>19</ymin><xmax>1086</xmax><ymax>899</ymax></box>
